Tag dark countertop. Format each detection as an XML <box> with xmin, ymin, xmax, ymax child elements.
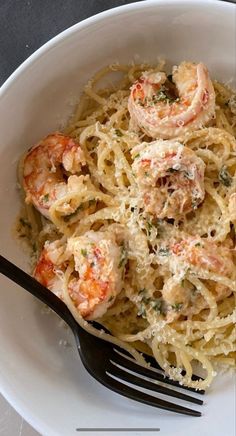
<box><xmin>1</xmin><ymin>0</ymin><xmax>235</xmax><ymax>86</ymax></box>
<box><xmin>0</xmin><ymin>0</ymin><xmax>141</xmax><ymax>86</ymax></box>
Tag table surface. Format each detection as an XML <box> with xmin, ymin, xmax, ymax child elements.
<box><xmin>0</xmin><ymin>1</ymin><xmax>138</xmax><ymax>434</ymax></box>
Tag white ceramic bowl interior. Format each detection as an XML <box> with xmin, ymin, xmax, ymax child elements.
<box><xmin>0</xmin><ymin>1</ymin><xmax>235</xmax><ymax>435</ymax></box>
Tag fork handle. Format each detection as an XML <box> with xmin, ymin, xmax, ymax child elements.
<box><xmin>0</xmin><ymin>254</ymin><xmax>78</xmax><ymax>332</ymax></box>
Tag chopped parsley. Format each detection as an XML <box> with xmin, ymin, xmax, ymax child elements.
<box><xmin>158</xmin><ymin>247</ymin><xmax>170</xmax><ymax>256</ymax></box>
<box><xmin>88</xmin><ymin>198</ymin><xmax>96</xmax><ymax>206</ymax></box>
<box><xmin>118</xmin><ymin>244</ymin><xmax>127</xmax><ymax>268</ymax></box>
<box><xmin>218</xmin><ymin>166</ymin><xmax>232</xmax><ymax>187</ymax></box>
<box><xmin>19</xmin><ymin>218</ymin><xmax>31</xmax><ymax>229</ymax></box>
<box><xmin>195</xmin><ymin>242</ymin><xmax>201</xmax><ymax>247</ymax></box>
<box><xmin>115</xmin><ymin>129</ymin><xmax>123</xmax><ymax>137</ymax></box>
<box><xmin>168</xmin><ymin>167</ymin><xmax>179</xmax><ymax>173</ymax></box>
<box><xmin>64</xmin><ymin>204</ymin><xmax>84</xmax><ymax>222</ymax></box>
<box><xmin>138</xmin><ymin>292</ymin><xmax>165</xmax><ymax>316</ymax></box>
<box><xmin>137</xmin><ymin>303</ymin><xmax>146</xmax><ymax>318</ymax></box>
<box><xmin>142</xmin><ymin>296</ymin><xmax>151</xmax><ymax>304</ymax></box>
<box><xmin>43</xmin><ymin>193</ymin><xmax>49</xmax><ymax>202</ymax></box>
<box><xmin>150</xmin><ymin>299</ymin><xmax>163</xmax><ymax>313</ymax></box>
<box><xmin>155</xmin><ymin>90</ymin><xmax>169</xmax><ymax>102</ymax></box>
<box><xmin>146</xmin><ymin>220</ymin><xmax>153</xmax><ymax>236</ymax></box>
<box><xmin>133</xmin><ymin>153</ymin><xmax>140</xmax><ymax>159</ymax></box>
<box><xmin>171</xmin><ymin>302</ymin><xmax>183</xmax><ymax>311</ymax></box>
<box><xmin>81</xmin><ymin>248</ymin><xmax>87</xmax><ymax>257</ymax></box>
<box><xmin>154</xmin><ymin>85</ymin><xmax>177</xmax><ymax>104</ymax></box>
<box><xmin>183</xmin><ymin>170</ymin><xmax>194</xmax><ymax>180</ymax></box>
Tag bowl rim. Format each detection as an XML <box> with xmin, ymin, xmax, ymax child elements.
<box><xmin>0</xmin><ymin>0</ymin><xmax>235</xmax><ymax>434</ymax></box>
<box><xmin>0</xmin><ymin>0</ymin><xmax>234</xmax><ymax>97</ymax></box>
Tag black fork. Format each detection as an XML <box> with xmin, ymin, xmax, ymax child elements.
<box><xmin>0</xmin><ymin>255</ymin><xmax>204</xmax><ymax>417</ymax></box>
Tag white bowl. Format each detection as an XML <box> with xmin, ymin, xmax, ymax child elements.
<box><xmin>0</xmin><ymin>1</ymin><xmax>235</xmax><ymax>435</ymax></box>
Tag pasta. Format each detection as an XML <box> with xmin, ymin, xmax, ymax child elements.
<box><xmin>17</xmin><ymin>61</ymin><xmax>236</xmax><ymax>390</ymax></box>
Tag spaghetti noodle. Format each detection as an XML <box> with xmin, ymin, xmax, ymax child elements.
<box><xmin>17</xmin><ymin>61</ymin><xmax>236</xmax><ymax>390</ymax></box>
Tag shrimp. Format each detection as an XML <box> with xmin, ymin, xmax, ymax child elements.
<box><xmin>34</xmin><ymin>239</ymin><xmax>67</xmax><ymax>297</ymax></box>
<box><xmin>128</xmin><ymin>61</ymin><xmax>215</xmax><ymax>139</ymax></box>
<box><xmin>67</xmin><ymin>231</ymin><xmax>124</xmax><ymax>320</ymax></box>
<box><xmin>158</xmin><ymin>237</ymin><xmax>234</xmax><ymax>322</ymax></box>
<box><xmin>161</xmin><ymin>277</ymin><xmax>233</xmax><ymax>323</ymax></box>
<box><xmin>34</xmin><ymin>231</ymin><xmax>124</xmax><ymax>320</ymax></box>
<box><xmin>170</xmin><ymin>236</ymin><xmax>234</xmax><ymax>276</ymax></box>
<box><xmin>131</xmin><ymin>139</ymin><xmax>205</xmax><ymax>219</ymax></box>
<box><xmin>23</xmin><ymin>132</ymin><xmax>86</xmax><ymax>219</ymax></box>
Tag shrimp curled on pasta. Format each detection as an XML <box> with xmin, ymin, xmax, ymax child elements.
<box><xmin>23</xmin><ymin>132</ymin><xmax>86</xmax><ymax>219</ymax></box>
<box><xmin>131</xmin><ymin>139</ymin><xmax>206</xmax><ymax>219</ymax></box>
<box><xmin>128</xmin><ymin>61</ymin><xmax>215</xmax><ymax>139</ymax></box>
<box><xmin>34</xmin><ymin>231</ymin><xmax>124</xmax><ymax>320</ymax></box>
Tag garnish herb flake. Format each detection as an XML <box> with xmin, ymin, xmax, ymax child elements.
<box><xmin>115</xmin><ymin>129</ymin><xmax>123</xmax><ymax>137</ymax></box>
<box><xmin>19</xmin><ymin>217</ymin><xmax>32</xmax><ymax>229</ymax></box>
<box><xmin>118</xmin><ymin>244</ymin><xmax>127</xmax><ymax>268</ymax></box>
<box><xmin>219</xmin><ymin>166</ymin><xmax>232</xmax><ymax>187</ymax></box>
<box><xmin>150</xmin><ymin>299</ymin><xmax>163</xmax><ymax>313</ymax></box>
<box><xmin>171</xmin><ymin>302</ymin><xmax>183</xmax><ymax>311</ymax></box>
<box><xmin>43</xmin><ymin>193</ymin><xmax>49</xmax><ymax>202</ymax></box>
<box><xmin>137</xmin><ymin>303</ymin><xmax>146</xmax><ymax>318</ymax></box>
<box><xmin>64</xmin><ymin>204</ymin><xmax>84</xmax><ymax>222</ymax></box>
<box><xmin>158</xmin><ymin>247</ymin><xmax>170</xmax><ymax>256</ymax></box>
<box><xmin>146</xmin><ymin>220</ymin><xmax>153</xmax><ymax>236</ymax></box>
<box><xmin>81</xmin><ymin>248</ymin><xmax>88</xmax><ymax>257</ymax></box>
<box><xmin>88</xmin><ymin>198</ymin><xmax>96</xmax><ymax>206</ymax></box>
<box><xmin>168</xmin><ymin>167</ymin><xmax>179</xmax><ymax>173</ymax></box>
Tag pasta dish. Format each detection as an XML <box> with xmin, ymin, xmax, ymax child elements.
<box><xmin>17</xmin><ymin>61</ymin><xmax>236</xmax><ymax>390</ymax></box>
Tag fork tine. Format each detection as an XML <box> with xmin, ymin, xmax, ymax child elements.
<box><xmin>105</xmin><ymin>373</ymin><xmax>201</xmax><ymax>417</ymax></box>
<box><xmin>108</xmin><ymin>360</ymin><xmax>203</xmax><ymax>405</ymax></box>
<box><xmin>112</xmin><ymin>349</ymin><xmax>205</xmax><ymax>395</ymax></box>
<box><xmin>93</xmin><ymin>322</ymin><xmax>204</xmax><ymax>393</ymax></box>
